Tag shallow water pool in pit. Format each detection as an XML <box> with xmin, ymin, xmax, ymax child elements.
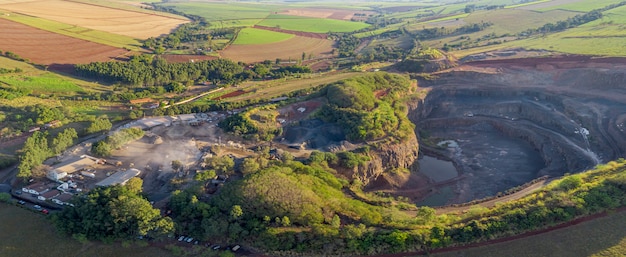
<box><xmin>418</xmin><ymin>156</ymin><xmax>458</xmax><ymax>182</ymax></box>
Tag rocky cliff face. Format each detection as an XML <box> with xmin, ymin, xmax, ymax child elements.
<box><xmin>346</xmin><ymin>98</ymin><xmax>422</xmax><ymax>186</ymax></box>
<box><xmin>351</xmin><ymin>131</ymin><xmax>420</xmax><ymax>186</ymax></box>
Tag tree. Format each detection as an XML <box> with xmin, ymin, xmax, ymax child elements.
<box><xmin>54</xmin><ymin>185</ymin><xmax>174</xmax><ymax>240</ymax></box>
<box><xmin>126</xmin><ymin>177</ymin><xmax>143</xmax><ymax>194</ymax></box>
<box><xmin>204</xmin><ymin>156</ymin><xmax>234</xmax><ymax>175</ymax></box>
<box><xmin>194</xmin><ymin>169</ymin><xmax>216</xmax><ymax>181</ymax></box>
<box><xmin>0</xmin><ymin>192</ymin><xmax>10</xmax><ymax>203</ymax></box>
<box><xmin>52</xmin><ymin>128</ymin><xmax>78</xmax><ymax>154</ymax></box>
<box><xmin>281</xmin><ymin>216</ymin><xmax>291</xmax><ymax>226</ymax></box>
<box><xmin>230</xmin><ymin>205</ymin><xmax>243</xmax><ymax>220</ymax></box>
<box><xmin>331</xmin><ymin>214</ymin><xmax>341</xmax><ymax>228</ymax></box>
<box><xmin>91</xmin><ymin>141</ymin><xmax>111</xmax><ymax>157</ymax></box>
<box><xmin>171</xmin><ymin>160</ymin><xmax>184</xmax><ymax>172</ymax></box>
<box><xmin>415</xmin><ymin>206</ymin><xmax>436</xmax><ymax>224</ymax></box>
<box><xmin>240</xmin><ymin>157</ymin><xmax>260</xmax><ymax>176</ymax></box>
<box><xmin>17</xmin><ymin>131</ymin><xmax>52</xmax><ymax>180</ymax></box>
<box><xmin>85</xmin><ymin>118</ymin><xmax>112</xmax><ymax>134</ymax></box>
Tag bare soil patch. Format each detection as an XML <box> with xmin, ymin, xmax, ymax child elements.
<box><xmin>278</xmin><ymin>8</ymin><xmax>375</xmax><ymax>21</ymax></box>
<box><xmin>213</xmin><ymin>90</ymin><xmax>247</xmax><ymax>100</ymax></box>
<box><xmin>0</xmin><ymin>0</ymin><xmax>188</xmax><ymax>39</ymax></box>
<box><xmin>0</xmin><ymin>19</ymin><xmax>128</xmax><ymax>65</ymax></box>
<box><xmin>220</xmin><ymin>35</ymin><xmax>334</xmax><ymax>63</ymax></box>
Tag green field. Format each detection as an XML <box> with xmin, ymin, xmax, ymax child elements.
<box><xmin>233</xmin><ymin>27</ymin><xmax>294</xmax><ymax>45</ymax></box>
<box><xmin>432</xmin><ymin>210</ymin><xmax>626</xmax><ymax>257</ymax></box>
<box><xmin>538</xmin><ymin>0</ymin><xmax>626</xmax><ymax>12</ymax></box>
<box><xmin>504</xmin><ymin>0</ymin><xmax>551</xmax><ymax>9</ymax></box>
<box><xmin>0</xmin><ymin>74</ymin><xmax>84</xmax><ymax>94</ymax></box>
<box><xmin>0</xmin><ymin>13</ymin><xmax>142</xmax><ymax>51</ymax></box>
<box><xmin>0</xmin><ymin>56</ymin><xmax>109</xmax><ymax>94</ymax></box>
<box><xmin>159</xmin><ymin>2</ymin><xmax>276</xmax><ymax>21</ymax></box>
<box><xmin>224</xmin><ymin>71</ymin><xmax>362</xmax><ymax>102</ymax></box>
<box><xmin>258</xmin><ymin>14</ymin><xmax>370</xmax><ymax>33</ymax></box>
<box><xmin>0</xmin><ymin>203</ymin><xmax>175</xmax><ymax>257</ymax></box>
<box><xmin>452</xmin><ymin>3</ymin><xmax>626</xmax><ymax>58</ymax></box>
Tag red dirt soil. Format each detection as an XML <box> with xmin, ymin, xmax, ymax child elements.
<box><xmin>213</xmin><ymin>90</ymin><xmax>247</xmax><ymax>100</ymax></box>
<box><xmin>253</xmin><ymin>25</ymin><xmax>327</xmax><ymax>39</ymax></box>
<box><xmin>0</xmin><ymin>19</ymin><xmax>128</xmax><ymax>66</ymax></box>
<box><xmin>466</xmin><ymin>55</ymin><xmax>626</xmax><ymax>69</ymax></box>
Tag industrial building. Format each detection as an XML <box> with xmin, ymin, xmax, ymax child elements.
<box><xmin>95</xmin><ymin>168</ymin><xmax>141</xmax><ymax>187</ymax></box>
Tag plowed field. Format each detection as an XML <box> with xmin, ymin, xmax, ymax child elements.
<box><xmin>0</xmin><ymin>19</ymin><xmax>128</xmax><ymax>65</ymax></box>
<box><xmin>221</xmin><ymin>36</ymin><xmax>334</xmax><ymax>63</ymax></box>
<box><xmin>0</xmin><ymin>0</ymin><xmax>188</xmax><ymax>39</ymax></box>
<box><xmin>278</xmin><ymin>8</ymin><xmax>375</xmax><ymax>21</ymax></box>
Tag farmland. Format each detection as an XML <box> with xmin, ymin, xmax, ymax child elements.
<box><xmin>452</xmin><ymin>4</ymin><xmax>626</xmax><ymax>57</ymax></box>
<box><xmin>537</xmin><ymin>0</ymin><xmax>626</xmax><ymax>12</ymax></box>
<box><xmin>0</xmin><ymin>204</ymin><xmax>175</xmax><ymax>257</ymax></box>
<box><xmin>0</xmin><ymin>19</ymin><xmax>128</xmax><ymax>65</ymax></box>
<box><xmin>0</xmin><ymin>0</ymin><xmax>188</xmax><ymax>39</ymax></box>
<box><xmin>157</xmin><ymin>2</ymin><xmax>276</xmax><ymax>22</ymax></box>
<box><xmin>233</xmin><ymin>27</ymin><xmax>294</xmax><ymax>45</ymax></box>
<box><xmin>258</xmin><ymin>14</ymin><xmax>370</xmax><ymax>33</ymax></box>
<box><xmin>432</xmin><ymin>210</ymin><xmax>626</xmax><ymax>257</ymax></box>
<box><xmin>277</xmin><ymin>8</ymin><xmax>376</xmax><ymax>21</ymax></box>
<box><xmin>0</xmin><ymin>12</ymin><xmax>142</xmax><ymax>51</ymax></box>
<box><xmin>221</xmin><ymin>35</ymin><xmax>333</xmax><ymax>63</ymax></box>
<box><xmin>222</xmin><ymin>72</ymin><xmax>362</xmax><ymax>102</ymax></box>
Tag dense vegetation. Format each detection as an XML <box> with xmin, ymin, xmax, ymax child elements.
<box><xmin>316</xmin><ymin>72</ymin><xmax>415</xmax><ymax>142</ymax></box>
<box><xmin>218</xmin><ymin>105</ymin><xmax>282</xmax><ymax>141</ymax></box>
<box><xmin>166</xmin><ymin>143</ymin><xmax>626</xmax><ymax>255</ymax></box>
<box><xmin>435</xmin><ymin>160</ymin><xmax>626</xmax><ymax>248</ymax></box>
<box><xmin>53</xmin><ymin>179</ymin><xmax>174</xmax><ymax>241</ymax></box>
<box><xmin>90</xmin><ymin>127</ymin><xmax>145</xmax><ymax>157</ymax></box>
<box><xmin>17</xmin><ymin>128</ymin><xmax>78</xmax><ymax>180</ymax></box>
<box><xmin>522</xmin><ymin>2</ymin><xmax>626</xmax><ymax>36</ymax></box>
<box><xmin>75</xmin><ymin>56</ymin><xmax>312</xmax><ymax>88</ymax></box>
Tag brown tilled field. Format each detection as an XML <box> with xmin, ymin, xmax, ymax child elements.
<box><xmin>220</xmin><ymin>36</ymin><xmax>334</xmax><ymax>63</ymax></box>
<box><xmin>278</xmin><ymin>8</ymin><xmax>375</xmax><ymax>21</ymax></box>
<box><xmin>0</xmin><ymin>0</ymin><xmax>188</xmax><ymax>39</ymax></box>
<box><xmin>0</xmin><ymin>19</ymin><xmax>128</xmax><ymax>65</ymax></box>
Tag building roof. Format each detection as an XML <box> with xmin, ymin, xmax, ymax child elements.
<box><xmin>52</xmin><ymin>157</ymin><xmax>97</xmax><ymax>174</ymax></box>
<box><xmin>96</xmin><ymin>168</ymin><xmax>141</xmax><ymax>187</ymax></box>
<box><xmin>177</xmin><ymin>114</ymin><xmax>197</xmax><ymax>121</ymax></box>
<box><xmin>54</xmin><ymin>193</ymin><xmax>73</xmax><ymax>202</ymax></box>
<box><xmin>25</xmin><ymin>182</ymin><xmax>45</xmax><ymax>189</ymax></box>
<box><xmin>41</xmin><ymin>189</ymin><xmax>60</xmax><ymax>198</ymax></box>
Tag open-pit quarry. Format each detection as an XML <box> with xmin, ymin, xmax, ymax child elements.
<box><xmin>406</xmin><ymin>56</ymin><xmax>626</xmax><ymax>205</ymax></box>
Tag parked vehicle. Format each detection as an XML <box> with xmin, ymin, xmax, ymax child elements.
<box><xmin>17</xmin><ymin>200</ymin><xmax>26</xmax><ymax>205</ymax></box>
<box><xmin>41</xmin><ymin>209</ymin><xmax>49</xmax><ymax>214</ymax></box>
<box><xmin>33</xmin><ymin>205</ymin><xmax>42</xmax><ymax>211</ymax></box>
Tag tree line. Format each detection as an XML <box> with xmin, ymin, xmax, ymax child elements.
<box><xmin>522</xmin><ymin>2</ymin><xmax>626</xmax><ymax>36</ymax></box>
<box><xmin>17</xmin><ymin>128</ymin><xmax>78</xmax><ymax>180</ymax></box>
<box><xmin>91</xmin><ymin>127</ymin><xmax>145</xmax><ymax>157</ymax></box>
<box><xmin>74</xmin><ymin>56</ymin><xmax>312</xmax><ymax>88</ymax></box>
<box><xmin>53</xmin><ymin>179</ymin><xmax>174</xmax><ymax>241</ymax></box>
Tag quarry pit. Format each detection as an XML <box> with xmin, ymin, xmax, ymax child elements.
<box><xmin>406</xmin><ymin>56</ymin><xmax>626</xmax><ymax>205</ymax></box>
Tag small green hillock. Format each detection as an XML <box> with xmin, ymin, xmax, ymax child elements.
<box><xmin>316</xmin><ymin>72</ymin><xmax>416</xmax><ymax>142</ymax></box>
